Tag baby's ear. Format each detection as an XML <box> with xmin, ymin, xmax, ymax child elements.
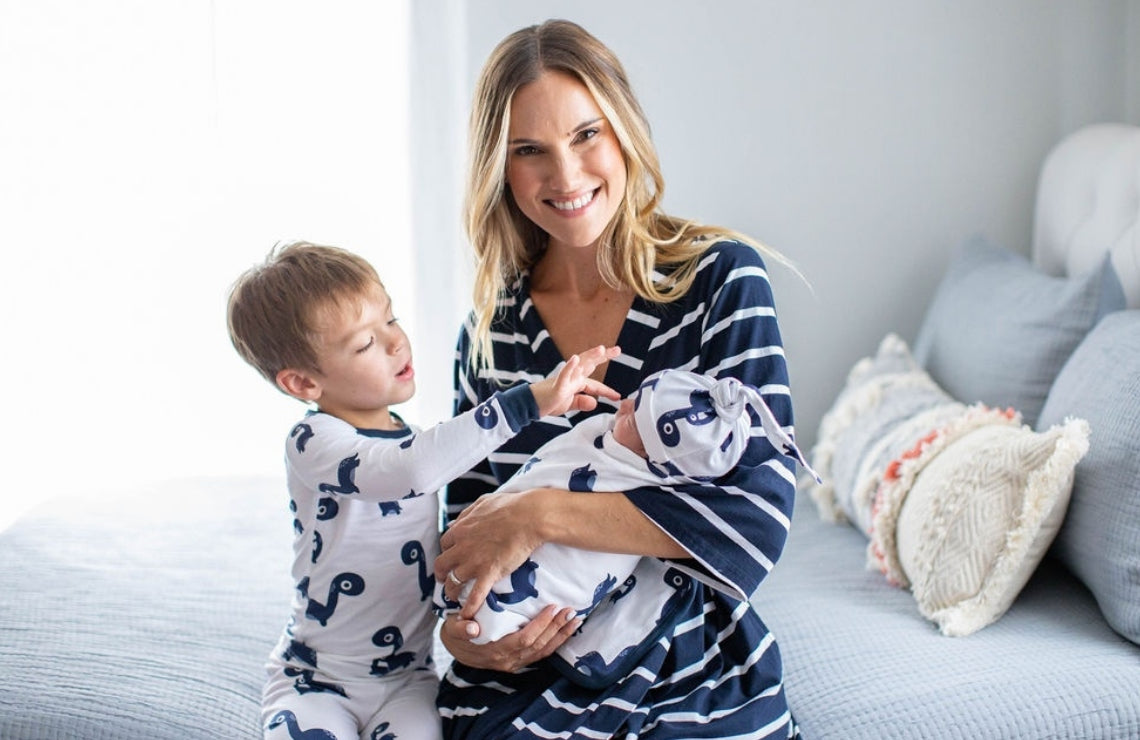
<box><xmin>276</xmin><ymin>368</ymin><xmax>321</xmax><ymax>402</ymax></box>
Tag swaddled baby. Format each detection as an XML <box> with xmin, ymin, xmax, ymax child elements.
<box><xmin>436</xmin><ymin>368</ymin><xmax>817</xmax><ymax>655</ymax></box>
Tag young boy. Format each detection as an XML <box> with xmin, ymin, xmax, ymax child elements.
<box><xmin>226</xmin><ymin>240</ymin><xmax>619</xmax><ymax>740</ymax></box>
<box><xmin>439</xmin><ymin>368</ymin><xmax>818</xmax><ymax>686</ymax></box>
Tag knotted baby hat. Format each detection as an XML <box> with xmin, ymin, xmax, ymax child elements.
<box><xmin>632</xmin><ymin>369</ymin><xmax>820</xmax><ymax>481</ymax></box>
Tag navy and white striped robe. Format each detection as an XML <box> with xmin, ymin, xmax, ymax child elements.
<box><xmin>439</xmin><ymin>241</ymin><xmax>802</xmax><ymax>739</ymax></box>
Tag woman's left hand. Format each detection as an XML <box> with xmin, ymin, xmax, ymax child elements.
<box><xmin>439</xmin><ymin>605</ymin><xmax>580</xmax><ymax>673</ymax></box>
<box><xmin>435</xmin><ymin>488</ymin><xmax>548</xmax><ymax>619</ymax></box>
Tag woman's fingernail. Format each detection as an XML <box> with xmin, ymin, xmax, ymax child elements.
<box><xmin>465</xmin><ymin>622</ymin><xmax>479</xmax><ymax>637</ymax></box>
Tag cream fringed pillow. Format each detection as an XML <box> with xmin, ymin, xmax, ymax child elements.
<box><xmin>868</xmin><ymin>412</ymin><xmax>1090</xmax><ymax>636</ymax></box>
<box><xmin>808</xmin><ymin>333</ymin><xmax>964</xmax><ymax>534</ymax></box>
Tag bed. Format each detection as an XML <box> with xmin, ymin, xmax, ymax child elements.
<box><xmin>1</xmin><ymin>123</ymin><xmax>1137</xmax><ymax>739</ymax></box>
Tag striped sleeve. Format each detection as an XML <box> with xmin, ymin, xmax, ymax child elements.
<box><xmin>444</xmin><ymin>317</ymin><xmax>501</xmax><ymax>523</ymax></box>
<box><xmin>625</xmin><ymin>243</ymin><xmax>799</xmax><ymax>601</ymax></box>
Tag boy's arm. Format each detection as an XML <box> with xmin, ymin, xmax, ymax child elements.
<box><xmin>289</xmin><ymin>346</ymin><xmax>620</xmax><ymax>504</ymax></box>
<box><xmin>288</xmin><ymin>386</ymin><xmax>540</xmax><ymax>504</ymax></box>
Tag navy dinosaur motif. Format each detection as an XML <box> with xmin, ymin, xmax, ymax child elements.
<box><xmin>473</xmin><ymin>400</ymin><xmax>499</xmax><ymax>429</ymax></box>
<box><xmin>655</xmin><ymin>389</ymin><xmax>716</xmax><ymax>448</ymax></box>
<box><xmin>316</xmin><ymin>497</ymin><xmax>338</xmax><ymax>521</ymax></box>
<box><xmin>304</xmin><ymin>572</ymin><xmax>365</xmax><ymax>626</ymax></box>
<box><xmin>283</xmin><ymin>667</ymin><xmax>348</xmax><ymax>697</ymax></box>
<box><xmin>369</xmin><ymin>625</ymin><xmax>417</xmax><ymax>676</ymax></box>
<box><xmin>576</xmin><ymin>573</ymin><xmax>618</xmax><ymax>619</ymax></box>
<box><xmin>370</xmin><ymin>722</ymin><xmax>397</xmax><ymax>740</ymax></box>
<box><xmin>296</xmin><ymin>576</ymin><xmax>309</xmax><ymax>599</ymax></box>
<box><xmin>290</xmin><ymin>499</ymin><xmax>303</xmax><ymax>534</ymax></box>
<box><xmin>593</xmin><ymin>434</ymin><xmax>605</xmax><ymax>449</ymax></box>
<box><xmin>609</xmin><ymin>574</ymin><xmax>637</xmax><ymax>604</ymax></box>
<box><xmin>633</xmin><ymin>375</ymin><xmax>660</xmax><ymax>411</ymax></box>
<box><xmin>401</xmin><ymin>489</ymin><xmax>424</xmax><ymax>499</ymax></box>
<box><xmin>266</xmin><ymin>709</ymin><xmax>336</xmax><ymax>739</ymax></box>
<box><xmin>486</xmin><ymin>559</ymin><xmax>539</xmax><ymax>612</ymax></box>
<box><xmin>400</xmin><ymin>436</ymin><xmax>414</xmax><ymax>449</ymax></box>
<box><xmin>318</xmin><ymin>453</ymin><xmax>361</xmax><ymax>495</ymax></box>
<box><xmin>290</xmin><ymin>423</ymin><xmax>315</xmax><ymax>453</ymax></box>
<box><xmin>643</xmin><ymin>458</ymin><xmax>672</xmax><ymax>479</ymax></box>
<box><xmin>569</xmin><ymin>464</ymin><xmax>597</xmax><ymax>492</ymax></box>
<box><xmin>379</xmin><ymin>501</ymin><xmax>402</xmax><ymax>517</ymax></box>
<box><xmin>401</xmin><ymin>541</ymin><xmax>433</xmax><ymax>601</ymax></box>
<box><xmin>280</xmin><ymin>639</ymin><xmax>318</xmax><ymax>668</ymax></box>
<box><xmin>311</xmin><ymin>531</ymin><xmax>323</xmax><ymax>563</ymax></box>
<box><xmin>519</xmin><ymin>456</ymin><xmax>541</xmax><ymax>475</ymax></box>
<box><xmin>573</xmin><ymin>645</ymin><xmax>635</xmax><ymax>680</ymax></box>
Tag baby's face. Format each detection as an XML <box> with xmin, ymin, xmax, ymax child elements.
<box><xmin>611</xmin><ymin>397</ymin><xmax>647</xmax><ymax>458</ymax></box>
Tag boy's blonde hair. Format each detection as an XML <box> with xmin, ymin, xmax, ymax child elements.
<box><xmin>465</xmin><ymin>19</ymin><xmax>784</xmax><ymax>370</ymax></box>
<box><xmin>227</xmin><ymin>240</ymin><xmax>382</xmax><ymax>386</ymax></box>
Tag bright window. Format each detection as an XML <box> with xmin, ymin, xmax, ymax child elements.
<box><xmin>0</xmin><ymin>1</ymin><xmax>411</xmax><ymax>528</ymax></box>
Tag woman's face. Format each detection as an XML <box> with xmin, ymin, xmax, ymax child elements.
<box><xmin>505</xmin><ymin>70</ymin><xmax>627</xmax><ymax>251</ymax></box>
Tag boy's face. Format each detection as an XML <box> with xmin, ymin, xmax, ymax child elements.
<box><xmin>304</xmin><ymin>284</ymin><xmax>414</xmax><ymax>429</ymax></box>
<box><xmin>611</xmin><ymin>396</ymin><xmax>647</xmax><ymax>458</ymax></box>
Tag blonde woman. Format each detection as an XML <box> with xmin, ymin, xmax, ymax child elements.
<box><xmin>433</xmin><ymin>19</ymin><xmax>807</xmax><ymax>739</ymax></box>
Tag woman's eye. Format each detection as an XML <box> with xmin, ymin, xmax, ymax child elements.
<box><xmin>513</xmin><ymin>145</ymin><xmax>540</xmax><ymax>157</ymax></box>
<box><xmin>387</xmin><ymin>316</ymin><xmax>399</xmax><ymax>326</ymax></box>
<box><xmin>356</xmin><ymin>337</ymin><xmax>375</xmax><ymax>353</ymax></box>
<box><xmin>576</xmin><ymin>128</ymin><xmax>599</xmax><ymax>143</ymax></box>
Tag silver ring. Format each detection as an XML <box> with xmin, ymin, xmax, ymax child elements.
<box><xmin>447</xmin><ymin>570</ymin><xmax>463</xmax><ymax>587</ymax></box>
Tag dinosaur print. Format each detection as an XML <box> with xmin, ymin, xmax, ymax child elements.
<box><xmin>266</xmin><ymin>709</ymin><xmax>337</xmax><ymax>739</ymax></box>
<box><xmin>290</xmin><ymin>423</ymin><xmax>314</xmax><ymax>453</ymax></box>
<box><xmin>369</xmin><ymin>626</ymin><xmax>417</xmax><ymax>676</ymax></box>
<box><xmin>473</xmin><ymin>400</ymin><xmax>499</xmax><ymax>429</ymax></box>
<box><xmin>304</xmin><ymin>572</ymin><xmax>365</xmax><ymax>626</ymax></box>
<box><xmin>379</xmin><ymin>501</ymin><xmax>402</xmax><ymax>517</ymax></box>
<box><xmin>569</xmin><ymin>464</ymin><xmax>597</xmax><ymax>492</ymax></box>
<box><xmin>370</xmin><ymin>722</ymin><xmax>397</xmax><ymax>740</ymax></box>
<box><xmin>283</xmin><ymin>667</ymin><xmax>348</xmax><ymax>697</ymax></box>
<box><xmin>655</xmin><ymin>389</ymin><xmax>716</xmax><ymax>447</ymax></box>
<box><xmin>311</xmin><ymin>531</ymin><xmax>323</xmax><ymax>564</ymax></box>
<box><xmin>575</xmin><ymin>574</ymin><xmax>618</xmax><ymax>619</ymax></box>
<box><xmin>290</xmin><ymin>499</ymin><xmax>303</xmax><ymax>534</ymax></box>
<box><xmin>400</xmin><ymin>541</ymin><xmax>433</xmax><ymax>601</ymax></box>
<box><xmin>609</xmin><ymin>574</ymin><xmax>637</xmax><ymax>604</ymax></box>
<box><xmin>316</xmin><ymin>497</ymin><xmax>338</xmax><ymax>521</ymax></box>
<box><xmin>318</xmin><ymin>453</ymin><xmax>361</xmax><ymax>495</ymax></box>
<box><xmin>486</xmin><ymin>559</ymin><xmax>539</xmax><ymax>612</ymax></box>
<box><xmin>281</xmin><ymin>639</ymin><xmax>318</xmax><ymax>668</ymax></box>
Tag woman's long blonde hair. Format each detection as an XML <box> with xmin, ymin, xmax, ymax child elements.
<box><xmin>465</xmin><ymin>19</ymin><xmax>784</xmax><ymax>370</ymax></box>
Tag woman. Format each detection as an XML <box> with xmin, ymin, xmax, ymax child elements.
<box><xmin>433</xmin><ymin>19</ymin><xmax>806</xmax><ymax>739</ymax></box>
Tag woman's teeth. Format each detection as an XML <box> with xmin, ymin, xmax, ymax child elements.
<box><xmin>550</xmin><ymin>190</ymin><xmax>595</xmax><ymax>211</ymax></box>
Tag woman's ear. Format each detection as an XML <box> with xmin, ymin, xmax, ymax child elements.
<box><xmin>276</xmin><ymin>368</ymin><xmax>322</xmax><ymax>402</ymax></box>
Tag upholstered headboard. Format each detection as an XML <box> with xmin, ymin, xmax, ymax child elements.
<box><xmin>1032</xmin><ymin>123</ymin><xmax>1140</xmax><ymax>307</ymax></box>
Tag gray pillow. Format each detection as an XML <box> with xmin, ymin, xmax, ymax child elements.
<box><xmin>913</xmin><ymin>236</ymin><xmax>1120</xmax><ymax>428</ymax></box>
<box><xmin>1036</xmin><ymin>310</ymin><xmax>1140</xmax><ymax>645</ymax></box>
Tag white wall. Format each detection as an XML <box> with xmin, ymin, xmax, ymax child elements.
<box><xmin>413</xmin><ymin>0</ymin><xmax>1138</xmax><ymax>452</ymax></box>
<box><xmin>0</xmin><ymin>1</ymin><xmax>411</xmax><ymax>529</ymax></box>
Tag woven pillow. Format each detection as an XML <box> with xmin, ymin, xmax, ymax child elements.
<box><xmin>808</xmin><ymin>334</ymin><xmax>965</xmax><ymax>535</ymax></box>
<box><xmin>868</xmin><ymin>411</ymin><xmax>1089</xmax><ymax>636</ymax></box>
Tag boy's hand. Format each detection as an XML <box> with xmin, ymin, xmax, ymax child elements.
<box><xmin>531</xmin><ymin>345</ymin><xmax>622</xmax><ymax>418</ymax></box>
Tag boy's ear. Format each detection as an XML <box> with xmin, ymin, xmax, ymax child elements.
<box><xmin>276</xmin><ymin>368</ymin><xmax>322</xmax><ymax>402</ymax></box>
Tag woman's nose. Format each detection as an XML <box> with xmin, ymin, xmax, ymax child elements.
<box><xmin>548</xmin><ymin>149</ymin><xmax>581</xmax><ymax>190</ymax></box>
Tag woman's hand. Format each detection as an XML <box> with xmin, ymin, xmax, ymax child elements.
<box><xmin>435</xmin><ymin>488</ymin><xmax>548</xmax><ymax>618</ymax></box>
<box><xmin>439</xmin><ymin>606</ymin><xmax>581</xmax><ymax>673</ymax></box>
